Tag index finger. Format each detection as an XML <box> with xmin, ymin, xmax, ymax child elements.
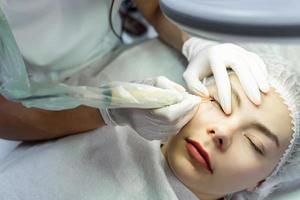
<box><xmin>211</xmin><ymin>62</ymin><xmax>232</xmax><ymax>114</ymax></box>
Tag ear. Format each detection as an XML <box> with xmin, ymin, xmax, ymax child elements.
<box><xmin>246</xmin><ymin>180</ymin><xmax>265</xmax><ymax>192</ymax></box>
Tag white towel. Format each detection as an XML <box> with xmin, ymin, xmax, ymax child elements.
<box><xmin>0</xmin><ymin>126</ymin><xmax>198</xmax><ymax>200</ymax></box>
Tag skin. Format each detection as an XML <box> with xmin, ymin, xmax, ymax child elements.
<box><xmin>0</xmin><ymin>0</ymin><xmax>190</xmax><ymax>141</ymax></box>
<box><xmin>0</xmin><ymin>0</ymin><xmax>189</xmax><ymax>141</ymax></box>
<box><xmin>161</xmin><ymin>74</ymin><xmax>293</xmax><ymax>200</ymax></box>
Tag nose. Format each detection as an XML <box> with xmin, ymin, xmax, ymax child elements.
<box><xmin>207</xmin><ymin>126</ymin><xmax>232</xmax><ymax>151</ymax></box>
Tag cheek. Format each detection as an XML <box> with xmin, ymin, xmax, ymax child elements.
<box><xmin>185</xmin><ymin>102</ymin><xmax>223</xmax><ymax>130</ymax></box>
<box><xmin>165</xmin><ymin>135</ymin><xmax>197</xmax><ymax>186</ymax></box>
<box><xmin>213</xmin><ymin>142</ymin><xmax>269</xmax><ymax>192</ymax></box>
<box><xmin>174</xmin><ymin>102</ymin><xmax>225</xmax><ymax>154</ymax></box>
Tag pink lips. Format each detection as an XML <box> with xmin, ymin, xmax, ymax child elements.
<box><xmin>186</xmin><ymin>138</ymin><xmax>213</xmax><ymax>174</ymax></box>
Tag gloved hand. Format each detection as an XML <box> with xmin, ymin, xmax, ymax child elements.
<box><xmin>182</xmin><ymin>37</ymin><xmax>270</xmax><ymax>114</ymax></box>
<box><xmin>100</xmin><ymin>76</ymin><xmax>201</xmax><ymax>140</ymax></box>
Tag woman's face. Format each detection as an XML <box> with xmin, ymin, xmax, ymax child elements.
<box><xmin>162</xmin><ymin>74</ymin><xmax>292</xmax><ymax>200</ymax></box>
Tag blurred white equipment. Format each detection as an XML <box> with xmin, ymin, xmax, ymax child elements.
<box><xmin>159</xmin><ymin>0</ymin><xmax>300</xmax><ymax>42</ymax></box>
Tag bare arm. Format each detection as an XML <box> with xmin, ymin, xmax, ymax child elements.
<box><xmin>133</xmin><ymin>0</ymin><xmax>190</xmax><ymax>51</ymax></box>
<box><xmin>0</xmin><ymin>95</ymin><xmax>105</xmax><ymax>141</ymax></box>
<box><xmin>0</xmin><ymin>1</ymin><xmax>186</xmax><ymax>141</ymax></box>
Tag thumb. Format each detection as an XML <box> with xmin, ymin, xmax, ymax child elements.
<box><xmin>155</xmin><ymin>76</ymin><xmax>186</xmax><ymax>92</ymax></box>
<box><xmin>152</xmin><ymin>93</ymin><xmax>201</xmax><ymax>121</ymax></box>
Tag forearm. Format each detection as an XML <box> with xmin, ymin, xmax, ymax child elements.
<box><xmin>150</xmin><ymin>10</ymin><xmax>189</xmax><ymax>51</ymax></box>
<box><xmin>0</xmin><ymin>95</ymin><xmax>105</xmax><ymax>141</ymax></box>
<box><xmin>134</xmin><ymin>0</ymin><xmax>190</xmax><ymax>51</ymax></box>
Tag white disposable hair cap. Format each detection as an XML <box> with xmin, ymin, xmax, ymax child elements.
<box><xmin>230</xmin><ymin>55</ymin><xmax>300</xmax><ymax>200</ymax></box>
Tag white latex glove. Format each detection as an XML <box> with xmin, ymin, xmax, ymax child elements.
<box><xmin>182</xmin><ymin>37</ymin><xmax>270</xmax><ymax>114</ymax></box>
<box><xmin>100</xmin><ymin>76</ymin><xmax>201</xmax><ymax>140</ymax></box>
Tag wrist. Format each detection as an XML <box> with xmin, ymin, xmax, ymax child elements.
<box><xmin>182</xmin><ymin>37</ymin><xmax>218</xmax><ymax>61</ymax></box>
<box><xmin>181</xmin><ymin>32</ymin><xmax>190</xmax><ymax>44</ymax></box>
<box><xmin>99</xmin><ymin>108</ymin><xmax>129</xmax><ymax>127</ymax></box>
<box><xmin>99</xmin><ymin>108</ymin><xmax>117</xmax><ymax>126</ymax></box>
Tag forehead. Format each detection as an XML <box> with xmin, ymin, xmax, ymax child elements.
<box><xmin>254</xmin><ymin>88</ymin><xmax>292</xmax><ymax>149</ymax></box>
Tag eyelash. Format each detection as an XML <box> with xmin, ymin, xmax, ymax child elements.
<box><xmin>210</xmin><ymin>97</ymin><xmax>264</xmax><ymax>155</ymax></box>
<box><xmin>245</xmin><ymin>136</ymin><xmax>264</xmax><ymax>155</ymax></box>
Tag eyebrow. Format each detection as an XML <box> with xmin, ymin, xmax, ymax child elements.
<box><xmin>248</xmin><ymin>122</ymin><xmax>280</xmax><ymax>148</ymax></box>
<box><xmin>231</xmin><ymin>86</ymin><xmax>241</xmax><ymax>108</ymax></box>
<box><xmin>230</xmin><ymin>84</ymin><xmax>280</xmax><ymax>148</ymax></box>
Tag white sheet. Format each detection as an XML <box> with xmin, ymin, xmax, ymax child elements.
<box><xmin>1</xmin><ymin>39</ymin><xmax>300</xmax><ymax>200</ymax></box>
<box><xmin>0</xmin><ymin>39</ymin><xmax>186</xmax><ymax>161</ymax></box>
<box><xmin>0</xmin><ymin>125</ymin><xmax>198</xmax><ymax>200</ymax></box>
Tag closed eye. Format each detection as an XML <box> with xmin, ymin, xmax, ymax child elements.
<box><xmin>245</xmin><ymin>136</ymin><xmax>264</xmax><ymax>155</ymax></box>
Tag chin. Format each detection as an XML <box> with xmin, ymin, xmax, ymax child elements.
<box><xmin>167</xmin><ymin>144</ymin><xmax>197</xmax><ymax>183</ymax></box>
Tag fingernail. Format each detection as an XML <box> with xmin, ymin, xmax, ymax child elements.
<box><xmin>220</xmin><ymin>96</ymin><xmax>231</xmax><ymax>114</ymax></box>
<box><xmin>223</xmin><ymin>106</ymin><xmax>231</xmax><ymax>115</ymax></box>
<box><xmin>175</xmin><ymin>85</ymin><xmax>186</xmax><ymax>92</ymax></box>
<box><xmin>261</xmin><ymin>82</ymin><xmax>270</xmax><ymax>93</ymax></box>
<box><xmin>261</xmin><ymin>86</ymin><xmax>270</xmax><ymax>93</ymax></box>
<box><xmin>252</xmin><ymin>93</ymin><xmax>262</xmax><ymax>105</ymax></box>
